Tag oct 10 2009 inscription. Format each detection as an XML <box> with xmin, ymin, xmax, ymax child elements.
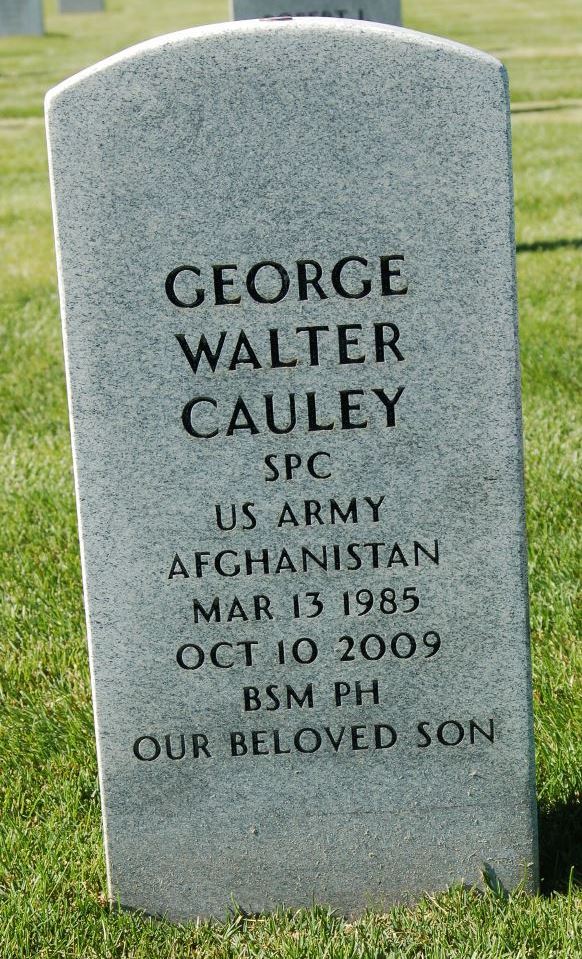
<box><xmin>46</xmin><ymin>18</ymin><xmax>537</xmax><ymax>921</ymax></box>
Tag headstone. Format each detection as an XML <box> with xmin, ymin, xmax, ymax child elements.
<box><xmin>0</xmin><ymin>0</ymin><xmax>43</xmax><ymax>36</ymax></box>
<box><xmin>46</xmin><ymin>18</ymin><xmax>538</xmax><ymax>921</ymax></box>
<box><xmin>59</xmin><ymin>0</ymin><xmax>105</xmax><ymax>12</ymax></box>
<box><xmin>231</xmin><ymin>1</ymin><xmax>401</xmax><ymax>25</ymax></box>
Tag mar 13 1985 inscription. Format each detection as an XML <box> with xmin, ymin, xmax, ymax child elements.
<box><xmin>46</xmin><ymin>18</ymin><xmax>538</xmax><ymax>921</ymax></box>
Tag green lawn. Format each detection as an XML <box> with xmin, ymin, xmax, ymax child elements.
<box><xmin>0</xmin><ymin>1</ymin><xmax>580</xmax><ymax>956</ymax></box>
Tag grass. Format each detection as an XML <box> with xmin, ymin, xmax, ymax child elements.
<box><xmin>0</xmin><ymin>0</ymin><xmax>580</xmax><ymax>956</ymax></box>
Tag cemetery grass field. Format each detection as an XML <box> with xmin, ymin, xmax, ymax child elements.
<box><xmin>1</xmin><ymin>0</ymin><xmax>580</xmax><ymax>956</ymax></box>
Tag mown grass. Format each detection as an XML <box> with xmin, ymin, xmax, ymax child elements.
<box><xmin>0</xmin><ymin>1</ymin><xmax>580</xmax><ymax>956</ymax></box>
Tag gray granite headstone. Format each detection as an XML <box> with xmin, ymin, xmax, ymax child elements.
<box><xmin>59</xmin><ymin>0</ymin><xmax>105</xmax><ymax>13</ymax></box>
<box><xmin>0</xmin><ymin>0</ymin><xmax>43</xmax><ymax>36</ymax></box>
<box><xmin>46</xmin><ymin>18</ymin><xmax>537</xmax><ymax>921</ymax></box>
<box><xmin>231</xmin><ymin>0</ymin><xmax>401</xmax><ymax>25</ymax></box>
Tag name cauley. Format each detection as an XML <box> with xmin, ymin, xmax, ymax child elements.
<box><xmin>166</xmin><ymin>254</ymin><xmax>409</xmax><ymax>440</ymax></box>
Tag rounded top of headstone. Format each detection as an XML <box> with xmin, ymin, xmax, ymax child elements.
<box><xmin>45</xmin><ymin>18</ymin><xmax>504</xmax><ymax>110</ymax></box>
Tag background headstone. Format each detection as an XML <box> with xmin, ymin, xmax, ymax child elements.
<box><xmin>231</xmin><ymin>1</ymin><xmax>401</xmax><ymax>25</ymax></box>
<box><xmin>59</xmin><ymin>0</ymin><xmax>105</xmax><ymax>12</ymax></box>
<box><xmin>0</xmin><ymin>0</ymin><xmax>43</xmax><ymax>36</ymax></box>
<box><xmin>46</xmin><ymin>18</ymin><xmax>537</xmax><ymax>921</ymax></box>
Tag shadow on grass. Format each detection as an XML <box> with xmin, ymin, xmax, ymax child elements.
<box><xmin>511</xmin><ymin>103</ymin><xmax>580</xmax><ymax>114</ymax></box>
<box><xmin>516</xmin><ymin>238</ymin><xmax>582</xmax><ymax>254</ymax></box>
<box><xmin>539</xmin><ymin>799</ymin><xmax>582</xmax><ymax>894</ymax></box>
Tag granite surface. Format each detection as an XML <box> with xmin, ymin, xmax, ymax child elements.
<box><xmin>46</xmin><ymin>18</ymin><xmax>537</xmax><ymax>921</ymax></box>
<box><xmin>0</xmin><ymin>0</ymin><xmax>43</xmax><ymax>35</ymax></box>
<box><xmin>231</xmin><ymin>1</ymin><xmax>400</xmax><ymax>25</ymax></box>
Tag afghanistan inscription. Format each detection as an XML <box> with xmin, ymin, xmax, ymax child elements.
<box><xmin>46</xmin><ymin>18</ymin><xmax>537</xmax><ymax>920</ymax></box>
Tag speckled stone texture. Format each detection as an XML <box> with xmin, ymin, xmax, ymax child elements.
<box><xmin>0</xmin><ymin>0</ymin><xmax>43</xmax><ymax>35</ymax></box>
<box><xmin>46</xmin><ymin>19</ymin><xmax>537</xmax><ymax>922</ymax></box>
<box><xmin>231</xmin><ymin>1</ymin><xmax>400</xmax><ymax>25</ymax></box>
<box><xmin>59</xmin><ymin>1</ymin><xmax>105</xmax><ymax>13</ymax></box>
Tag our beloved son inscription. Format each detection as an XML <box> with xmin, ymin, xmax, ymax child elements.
<box><xmin>46</xmin><ymin>19</ymin><xmax>537</xmax><ymax>920</ymax></box>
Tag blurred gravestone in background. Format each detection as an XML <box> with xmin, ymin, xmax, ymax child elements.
<box><xmin>59</xmin><ymin>1</ymin><xmax>105</xmax><ymax>12</ymax></box>
<box><xmin>0</xmin><ymin>0</ymin><xmax>43</xmax><ymax>36</ymax></box>
<box><xmin>231</xmin><ymin>1</ymin><xmax>401</xmax><ymax>25</ymax></box>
